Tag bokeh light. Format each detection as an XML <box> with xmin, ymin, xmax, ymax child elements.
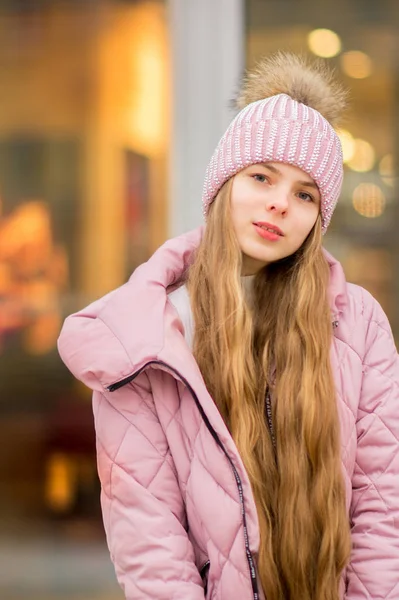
<box><xmin>336</xmin><ymin>128</ymin><xmax>355</xmax><ymax>163</ymax></box>
<box><xmin>379</xmin><ymin>154</ymin><xmax>395</xmax><ymax>187</ymax></box>
<box><xmin>340</xmin><ymin>51</ymin><xmax>373</xmax><ymax>79</ymax></box>
<box><xmin>347</xmin><ymin>139</ymin><xmax>375</xmax><ymax>172</ymax></box>
<box><xmin>307</xmin><ymin>29</ymin><xmax>341</xmax><ymax>58</ymax></box>
<box><xmin>352</xmin><ymin>183</ymin><xmax>386</xmax><ymax>218</ymax></box>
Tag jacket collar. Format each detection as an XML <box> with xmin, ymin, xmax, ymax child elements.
<box><xmin>134</xmin><ymin>226</ymin><xmax>348</xmax><ymax>306</ymax></box>
<box><xmin>105</xmin><ymin>226</ymin><xmax>348</xmax><ymax>374</ymax></box>
<box><xmin>324</xmin><ymin>248</ymin><xmax>348</xmax><ymax>323</ymax></box>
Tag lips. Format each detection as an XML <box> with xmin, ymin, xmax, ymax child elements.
<box><xmin>253</xmin><ymin>222</ymin><xmax>284</xmax><ymax>236</ymax></box>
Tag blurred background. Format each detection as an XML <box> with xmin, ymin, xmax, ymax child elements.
<box><xmin>0</xmin><ymin>0</ymin><xmax>397</xmax><ymax>598</ymax></box>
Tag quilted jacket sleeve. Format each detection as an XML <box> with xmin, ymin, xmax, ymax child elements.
<box><xmin>347</xmin><ymin>289</ymin><xmax>399</xmax><ymax>599</ymax></box>
<box><xmin>94</xmin><ymin>376</ymin><xmax>205</xmax><ymax>600</ymax></box>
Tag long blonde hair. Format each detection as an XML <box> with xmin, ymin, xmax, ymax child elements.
<box><xmin>187</xmin><ymin>179</ymin><xmax>351</xmax><ymax>600</ymax></box>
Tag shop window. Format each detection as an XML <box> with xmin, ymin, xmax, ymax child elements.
<box><xmin>0</xmin><ymin>1</ymin><xmax>168</xmax><ymax>598</ymax></box>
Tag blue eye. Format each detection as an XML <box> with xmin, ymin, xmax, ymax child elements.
<box><xmin>253</xmin><ymin>174</ymin><xmax>268</xmax><ymax>183</ymax></box>
<box><xmin>298</xmin><ymin>191</ymin><xmax>314</xmax><ymax>202</ymax></box>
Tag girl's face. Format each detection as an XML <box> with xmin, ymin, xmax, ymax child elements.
<box><xmin>230</xmin><ymin>161</ymin><xmax>321</xmax><ymax>275</ymax></box>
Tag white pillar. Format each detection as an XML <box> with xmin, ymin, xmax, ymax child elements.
<box><xmin>168</xmin><ymin>0</ymin><xmax>245</xmax><ymax>235</ymax></box>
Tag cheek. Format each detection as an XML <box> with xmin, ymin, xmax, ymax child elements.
<box><xmin>231</xmin><ymin>185</ymin><xmax>259</xmax><ymax>223</ymax></box>
<box><xmin>231</xmin><ymin>196</ymin><xmax>250</xmax><ymax>226</ymax></box>
<box><xmin>231</xmin><ymin>200</ymin><xmax>249</xmax><ymax>224</ymax></box>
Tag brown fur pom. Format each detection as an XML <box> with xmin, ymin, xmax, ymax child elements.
<box><xmin>236</xmin><ymin>52</ymin><xmax>347</xmax><ymax>127</ymax></box>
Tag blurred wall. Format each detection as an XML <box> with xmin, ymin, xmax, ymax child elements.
<box><xmin>168</xmin><ymin>0</ymin><xmax>245</xmax><ymax>235</ymax></box>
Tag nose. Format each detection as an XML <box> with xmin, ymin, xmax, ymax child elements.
<box><xmin>265</xmin><ymin>188</ymin><xmax>289</xmax><ymax>215</ymax></box>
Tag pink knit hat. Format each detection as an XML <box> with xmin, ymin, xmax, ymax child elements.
<box><xmin>202</xmin><ymin>55</ymin><xmax>346</xmax><ymax>234</ymax></box>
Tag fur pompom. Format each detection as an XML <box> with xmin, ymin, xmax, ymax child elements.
<box><xmin>236</xmin><ymin>52</ymin><xmax>347</xmax><ymax>127</ymax></box>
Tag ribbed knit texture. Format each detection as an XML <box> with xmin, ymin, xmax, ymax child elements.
<box><xmin>202</xmin><ymin>94</ymin><xmax>343</xmax><ymax>233</ymax></box>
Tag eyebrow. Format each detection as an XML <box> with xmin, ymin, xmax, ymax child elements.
<box><xmin>259</xmin><ymin>163</ymin><xmax>319</xmax><ymax>190</ymax></box>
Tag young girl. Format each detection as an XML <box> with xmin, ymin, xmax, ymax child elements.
<box><xmin>58</xmin><ymin>53</ymin><xmax>399</xmax><ymax>600</ymax></box>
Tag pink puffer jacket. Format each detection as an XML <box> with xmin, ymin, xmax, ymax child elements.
<box><xmin>58</xmin><ymin>227</ymin><xmax>399</xmax><ymax>600</ymax></box>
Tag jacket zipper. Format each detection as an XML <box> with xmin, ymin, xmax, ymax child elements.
<box><xmin>108</xmin><ymin>360</ymin><xmax>259</xmax><ymax>600</ymax></box>
<box><xmin>200</xmin><ymin>559</ymin><xmax>210</xmax><ymax>577</ymax></box>
<box><xmin>200</xmin><ymin>560</ymin><xmax>210</xmax><ymax>595</ymax></box>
